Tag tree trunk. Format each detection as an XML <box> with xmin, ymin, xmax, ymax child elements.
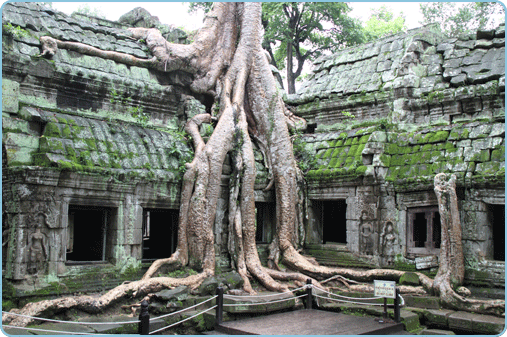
<box><xmin>431</xmin><ymin>173</ymin><xmax>504</xmax><ymax>316</ymax></box>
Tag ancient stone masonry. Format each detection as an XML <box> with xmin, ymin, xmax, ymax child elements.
<box><xmin>1</xmin><ymin>3</ymin><xmax>505</xmax><ymax>297</ymax></box>
<box><xmin>1</xmin><ymin>2</ymin><xmax>199</xmax><ymax>283</ymax></box>
<box><xmin>287</xmin><ymin>24</ymin><xmax>505</xmax><ymax>289</ymax></box>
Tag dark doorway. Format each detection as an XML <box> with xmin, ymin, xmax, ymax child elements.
<box><xmin>488</xmin><ymin>204</ymin><xmax>505</xmax><ymax>261</ymax></box>
<box><xmin>322</xmin><ymin>200</ymin><xmax>347</xmax><ymax>244</ymax></box>
<box><xmin>142</xmin><ymin>208</ymin><xmax>179</xmax><ymax>260</ymax></box>
<box><xmin>66</xmin><ymin>205</ymin><xmax>112</xmax><ymax>262</ymax></box>
<box><xmin>413</xmin><ymin>213</ymin><xmax>428</xmax><ymax>248</ymax></box>
<box><xmin>255</xmin><ymin>202</ymin><xmax>276</xmax><ymax>243</ymax></box>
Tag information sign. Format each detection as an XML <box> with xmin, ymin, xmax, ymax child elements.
<box><xmin>374</xmin><ymin>280</ymin><xmax>396</xmax><ymax>299</ymax></box>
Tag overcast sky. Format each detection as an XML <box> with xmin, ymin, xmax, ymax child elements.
<box><xmin>51</xmin><ymin>2</ymin><xmax>427</xmax><ymax>30</ymax></box>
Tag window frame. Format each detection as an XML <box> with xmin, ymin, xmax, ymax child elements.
<box><xmin>406</xmin><ymin>206</ymin><xmax>440</xmax><ymax>256</ymax></box>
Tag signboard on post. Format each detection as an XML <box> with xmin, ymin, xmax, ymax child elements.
<box><xmin>374</xmin><ymin>280</ymin><xmax>396</xmax><ymax>299</ymax></box>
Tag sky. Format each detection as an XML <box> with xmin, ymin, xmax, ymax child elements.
<box><xmin>51</xmin><ymin>2</ymin><xmax>427</xmax><ymax>30</ymax></box>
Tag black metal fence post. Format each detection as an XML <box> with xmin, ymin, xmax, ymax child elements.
<box><xmin>306</xmin><ymin>279</ymin><xmax>313</xmax><ymax>310</ymax></box>
<box><xmin>138</xmin><ymin>299</ymin><xmax>150</xmax><ymax>335</ymax></box>
<box><xmin>394</xmin><ymin>288</ymin><xmax>401</xmax><ymax>323</ymax></box>
<box><xmin>216</xmin><ymin>286</ymin><xmax>224</xmax><ymax>326</ymax></box>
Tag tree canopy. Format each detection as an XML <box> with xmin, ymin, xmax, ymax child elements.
<box><xmin>420</xmin><ymin>2</ymin><xmax>505</xmax><ymax>37</ymax></box>
<box><xmin>362</xmin><ymin>5</ymin><xmax>407</xmax><ymax>42</ymax></box>
<box><xmin>262</xmin><ymin>2</ymin><xmax>363</xmax><ymax>94</ymax></box>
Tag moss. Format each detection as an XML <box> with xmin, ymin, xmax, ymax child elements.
<box><xmin>386</xmin><ymin>143</ymin><xmax>399</xmax><ymax>154</ymax></box>
<box><xmin>322</xmin><ymin>148</ymin><xmax>334</xmax><ymax>159</ymax></box>
<box><xmin>85</xmin><ymin>138</ymin><xmax>98</xmax><ymax>150</ymax></box>
<box><xmin>358</xmin><ymin>134</ymin><xmax>370</xmax><ymax>144</ymax></box>
<box><xmin>491</xmin><ymin>147</ymin><xmax>504</xmax><ymax>161</ymax></box>
<box><xmin>421</xmin><ymin>144</ymin><xmax>433</xmax><ymax>152</ymax></box>
<box><xmin>427</xmin><ymin>130</ymin><xmax>449</xmax><ymax>143</ymax></box>
<box><xmin>43</xmin><ymin>123</ymin><xmax>61</xmax><ymax>137</ymax></box>
<box><xmin>331</xmin><ymin>148</ymin><xmax>341</xmax><ymax>158</ymax></box>
<box><xmin>445</xmin><ymin>142</ymin><xmax>458</xmax><ymax>152</ymax></box>
<box><xmin>347</xmin><ymin>145</ymin><xmax>359</xmax><ymax>157</ymax></box>
<box><xmin>470</xmin><ymin>150</ymin><xmax>490</xmax><ymax>162</ymax></box>
<box><xmin>62</xmin><ymin>124</ymin><xmax>72</xmax><ymax>138</ymax></box>
<box><xmin>355</xmin><ymin>165</ymin><xmax>368</xmax><ymax>175</ymax></box>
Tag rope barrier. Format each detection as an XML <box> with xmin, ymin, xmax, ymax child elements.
<box><xmin>149</xmin><ymin>305</ymin><xmax>217</xmax><ymax>335</ymax></box>
<box><xmin>2</xmin><ymin>324</ymin><xmax>101</xmax><ymax>335</ymax></box>
<box><xmin>222</xmin><ymin>293</ymin><xmax>306</xmax><ymax>307</ymax></box>
<box><xmin>1</xmin><ymin>311</ymin><xmax>139</xmax><ymax>325</ymax></box>
<box><xmin>150</xmin><ymin>295</ymin><xmax>217</xmax><ymax>321</ymax></box>
<box><xmin>223</xmin><ymin>285</ymin><xmax>307</xmax><ymax>299</ymax></box>
<box><xmin>311</xmin><ymin>285</ymin><xmax>380</xmax><ymax>301</ymax></box>
<box><xmin>313</xmin><ymin>293</ymin><xmax>385</xmax><ymax>306</ymax></box>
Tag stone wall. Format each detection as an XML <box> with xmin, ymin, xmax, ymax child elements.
<box><xmin>1</xmin><ymin>3</ymin><xmax>209</xmax><ymax>282</ymax></box>
<box><xmin>289</xmin><ymin>24</ymin><xmax>505</xmax><ymax>286</ymax></box>
<box><xmin>2</xmin><ymin>3</ymin><xmax>505</xmax><ymax>288</ymax></box>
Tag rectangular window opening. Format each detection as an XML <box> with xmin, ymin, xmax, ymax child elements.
<box><xmin>255</xmin><ymin>202</ymin><xmax>276</xmax><ymax>243</ymax></box>
<box><xmin>142</xmin><ymin>208</ymin><xmax>179</xmax><ymax>261</ymax></box>
<box><xmin>407</xmin><ymin>206</ymin><xmax>440</xmax><ymax>255</ymax></box>
<box><xmin>66</xmin><ymin>205</ymin><xmax>114</xmax><ymax>264</ymax></box>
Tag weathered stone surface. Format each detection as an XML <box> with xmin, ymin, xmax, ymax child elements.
<box><xmin>153</xmin><ymin>285</ymin><xmax>189</xmax><ymax>301</ymax></box>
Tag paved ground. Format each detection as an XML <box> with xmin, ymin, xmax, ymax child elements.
<box><xmin>215</xmin><ymin>309</ymin><xmax>405</xmax><ymax>335</ymax></box>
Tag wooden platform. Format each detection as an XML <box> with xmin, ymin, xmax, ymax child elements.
<box><xmin>215</xmin><ymin>309</ymin><xmax>405</xmax><ymax>335</ymax></box>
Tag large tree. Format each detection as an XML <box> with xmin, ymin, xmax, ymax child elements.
<box><xmin>4</xmin><ymin>3</ymin><xmax>504</xmax><ymax>327</ymax></box>
<box><xmin>420</xmin><ymin>2</ymin><xmax>505</xmax><ymax>37</ymax></box>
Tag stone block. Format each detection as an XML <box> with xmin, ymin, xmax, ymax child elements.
<box><xmin>448</xmin><ymin>311</ymin><xmax>476</xmax><ymax>332</ymax></box>
<box><xmin>420</xmin><ymin>328</ymin><xmax>456</xmax><ymax>335</ymax></box>
<box><xmin>425</xmin><ymin>309</ymin><xmax>455</xmax><ymax>328</ymax></box>
<box><xmin>471</xmin><ymin>314</ymin><xmax>505</xmax><ymax>334</ymax></box>
<box><xmin>2</xmin><ymin>79</ymin><xmax>19</xmax><ymax>113</ymax></box>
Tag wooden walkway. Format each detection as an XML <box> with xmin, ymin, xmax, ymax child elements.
<box><xmin>214</xmin><ymin>309</ymin><xmax>405</xmax><ymax>335</ymax></box>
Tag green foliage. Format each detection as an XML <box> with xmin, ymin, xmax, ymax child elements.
<box><xmin>129</xmin><ymin>106</ymin><xmax>149</xmax><ymax>125</ymax></box>
<box><xmin>3</xmin><ymin>23</ymin><xmax>30</xmax><ymax>39</ymax></box>
<box><xmin>420</xmin><ymin>2</ymin><xmax>505</xmax><ymax>37</ymax></box>
<box><xmin>261</xmin><ymin>2</ymin><xmax>364</xmax><ymax>94</ymax></box>
<box><xmin>72</xmin><ymin>4</ymin><xmax>106</xmax><ymax>19</ymax></box>
<box><xmin>188</xmin><ymin>2</ymin><xmax>213</xmax><ymax>14</ymax></box>
<box><xmin>362</xmin><ymin>5</ymin><xmax>407</xmax><ymax>42</ymax></box>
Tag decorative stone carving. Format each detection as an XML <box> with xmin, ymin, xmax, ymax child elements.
<box><xmin>380</xmin><ymin>221</ymin><xmax>396</xmax><ymax>266</ymax></box>
<box><xmin>26</xmin><ymin>213</ymin><xmax>48</xmax><ymax>275</ymax></box>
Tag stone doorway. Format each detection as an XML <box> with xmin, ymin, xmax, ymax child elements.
<box><xmin>142</xmin><ymin>208</ymin><xmax>178</xmax><ymax>260</ymax></box>
<box><xmin>487</xmin><ymin>204</ymin><xmax>505</xmax><ymax>261</ymax></box>
<box><xmin>66</xmin><ymin>205</ymin><xmax>113</xmax><ymax>263</ymax></box>
<box><xmin>255</xmin><ymin>202</ymin><xmax>276</xmax><ymax>243</ymax></box>
<box><xmin>320</xmin><ymin>200</ymin><xmax>347</xmax><ymax>244</ymax></box>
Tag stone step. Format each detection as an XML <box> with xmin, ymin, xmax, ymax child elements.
<box><xmin>406</xmin><ymin>307</ymin><xmax>505</xmax><ymax>335</ymax></box>
<box><xmin>418</xmin><ymin>328</ymin><xmax>456</xmax><ymax>335</ymax></box>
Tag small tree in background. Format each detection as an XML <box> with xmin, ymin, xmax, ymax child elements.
<box><xmin>420</xmin><ymin>2</ymin><xmax>505</xmax><ymax>37</ymax></box>
<box><xmin>362</xmin><ymin>5</ymin><xmax>407</xmax><ymax>42</ymax></box>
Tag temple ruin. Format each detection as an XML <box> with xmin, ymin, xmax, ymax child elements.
<box><xmin>2</xmin><ymin>3</ymin><xmax>505</xmax><ymax>299</ymax></box>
